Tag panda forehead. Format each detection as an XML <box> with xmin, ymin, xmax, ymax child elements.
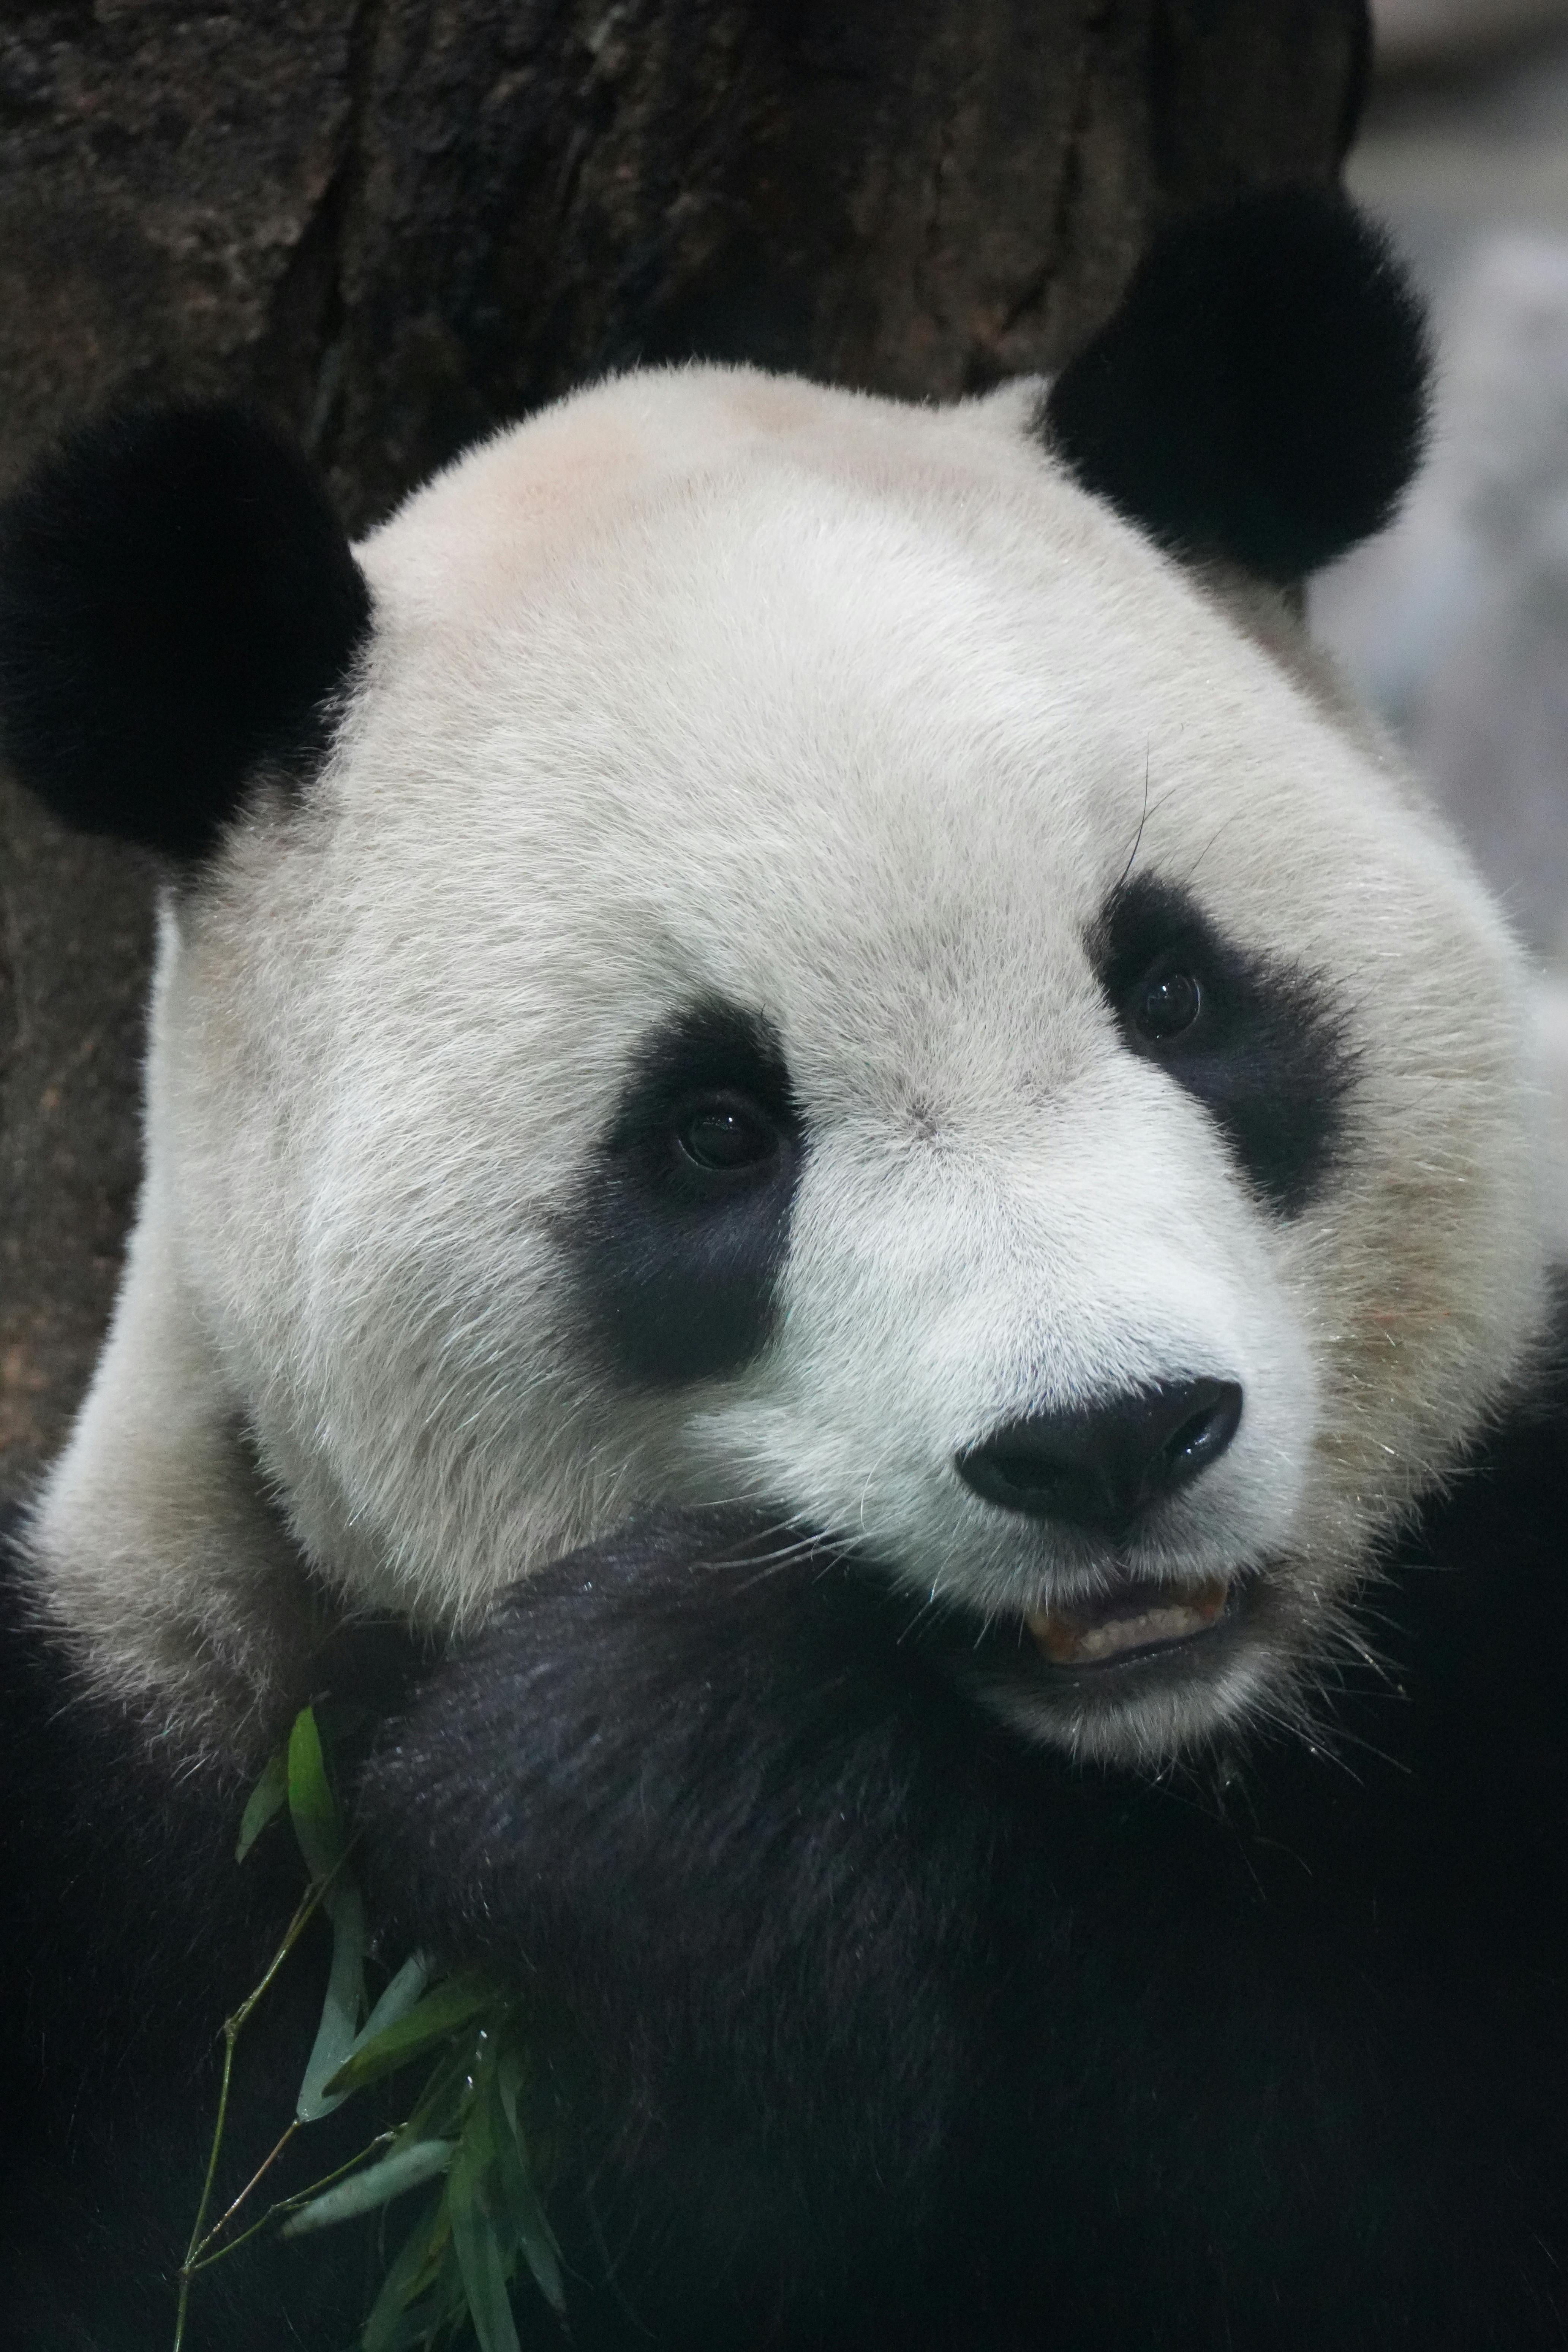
<box><xmin>321</xmin><ymin>366</ymin><xmax>1471</xmax><ymax>1112</ymax></box>
<box><xmin>356</xmin><ymin>370</ymin><xmax>1380</xmax><ymax>827</ymax></box>
<box><xmin>343</xmin><ymin>607</ymin><xmax>1386</xmax><ymax>1045</ymax></box>
<box><xmin>361</xmin><ymin>361</ymin><xmax>1241</xmax><ymax>700</ymax></box>
<box><xmin>352</xmin><ymin>380</ymin><xmax>1381</xmax><ymax>913</ymax></box>
<box><xmin>360</xmin><ymin>366</ymin><xmax>1062</xmax><ymax>618</ymax></box>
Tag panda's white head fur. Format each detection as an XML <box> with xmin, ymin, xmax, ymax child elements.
<box><xmin>1</xmin><ymin>191</ymin><xmax>1549</xmax><ymax>1766</ymax></box>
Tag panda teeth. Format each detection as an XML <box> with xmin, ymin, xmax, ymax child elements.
<box><xmin>1025</xmin><ymin>1578</ymin><xmax>1229</xmax><ymax>1668</ymax></box>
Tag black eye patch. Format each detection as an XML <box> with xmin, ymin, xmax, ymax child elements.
<box><xmin>1090</xmin><ymin>874</ymin><xmax>1355</xmax><ymax>1214</ymax></box>
<box><xmin>572</xmin><ymin>1000</ymin><xmax>803</xmax><ymax>1386</ymax></box>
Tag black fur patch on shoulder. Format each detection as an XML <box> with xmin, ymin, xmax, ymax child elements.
<box><xmin>0</xmin><ymin>403</ymin><xmax>371</xmax><ymax>859</ymax></box>
<box><xmin>0</xmin><ymin>1510</ymin><xmax>425</xmax><ymax>2347</ymax></box>
<box><xmin>355</xmin><ymin>1458</ymin><xmax>1568</xmax><ymax>2349</ymax></box>
<box><xmin>570</xmin><ymin>999</ymin><xmax>804</xmax><ymax>1386</ymax></box>
<box><xmin>1091</xmin><ymin>871</ymin><xmax>1355</xmax><ymax>1212</ymax></box>
<box><xmin>1043</xmin><ymin>188</ymin><xmax>1429</xmax><ymax>582</ymax></box>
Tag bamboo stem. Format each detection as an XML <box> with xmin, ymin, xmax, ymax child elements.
<box><xmin>171</xmin><ymin>1852</ymin><xmax>353</xmax><ymax>2348</ymax></box>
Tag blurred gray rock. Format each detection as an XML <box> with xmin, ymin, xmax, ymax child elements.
<box><xmin>1314</xmin><ymin>232</ymin><xmax>1568</xmax><ymax>955</ymax></box>
<box><xmin>1375</xmin><ymin>0</ymin><xmax>1568</xmax><ymax>71</ymax></box>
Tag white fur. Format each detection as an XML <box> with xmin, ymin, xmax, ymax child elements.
<box><xmin>30</xmin><ymin>365</ymin><xmax>1549</xmax><ymax>1762</ymax></box>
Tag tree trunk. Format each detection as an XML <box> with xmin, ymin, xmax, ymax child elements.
<box><xmin>0</xmin><ymin>0</ymin><xmax>1369</xmax><ymax>1487</ymax></box>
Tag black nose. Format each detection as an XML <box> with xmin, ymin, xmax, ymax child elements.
<box><xmin>956</xmin><ymin>1378</ymin><xmax>1243</xmax><ymax>1536</ymax></box>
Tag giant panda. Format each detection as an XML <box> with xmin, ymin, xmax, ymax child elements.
<box><xmin>1</xmin><ymin>187</ymin><xmax>1565</xmax><ymax>2352</ymax></box>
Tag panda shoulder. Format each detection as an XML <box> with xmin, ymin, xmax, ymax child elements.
<box><xmin>1402</xmin><ymin>1282</ymin><xmax>1568</xmax><ymax>1576</ymax></box>
<box><xmin>1374</xmin><ymin>1283</ymin><xmax>1568</xmax><ymax>1794</ymax></box>
<box><xmin>0</xmin><ymin>1506</ymin><xmax>267</xmax><ymax>2021</ymax></box>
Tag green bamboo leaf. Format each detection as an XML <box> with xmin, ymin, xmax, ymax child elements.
<box><xmin>495</xmin><ymin>2044</ymin><xmax>527</xmax><ymax>2150</ymax></box>
<box><xmin>362</xmin><ymin>2302</ymin><xmax>450</xmax><ymax>2352</ymax></box>
<box><xmin>297</xmin><ymin>1882</ymin><xmax>367</xmax><ymax>2121</ymax></box>
<box><xmin>395</xmin><ymin>2042</ymin><xmax>475</xmax><ymax>2149</ymax></box>
<box><xmin>282</xmin><ymin>2138</ymin><xmax>453</xmax><ymax>2236</ymax></box>
<box><xmin>459</xmin><ymin>2069</ymin><xmax>505</xmax><ymax>2247</ymax></box>
<box><xmin>235</xmin><ymin>1748</ymin><xmax>288</xmax><ymax>1862</ymax></box>
<box><xmin>511</xmin><ymin>2176</ymin><xmax>565</xmax><ymax>2316</ymax></box>
<box><xmin>287</xmin><ymin>1706</ymin><xmax>346</xmax><ymax>1884</ymax></box>
<box><xmin>448</xmin><ymin>2139</ymin><xmax>522</xmax><ymax>2352</ymax></box>
<box><xmin>354</xmin><ymin>1952</ymin><xmax>431</xmax><ymax>2053</ymax></box>
<box><xmin>324</xmin><ymin>1977</ymin><xmax>494</xmax><ymax>2099</ymax></box>
<box><xmin>364</xmin><ymin>2278</ymin><xmax>466</xmax><ymax>2352</ymax></box>
<box><xmin>361</xmin><ymin>2194</ymin><xmax>452</xmax><ymax>2352</ymax></box>
<box><xmin>488</xmin><ymin>2066</ymin><xmax>565</xmax><ymax>2316</ymax></box>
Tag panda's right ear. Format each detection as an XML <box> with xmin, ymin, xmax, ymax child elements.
<box><xmin>0</xmin><ymin>403</ymin><xmax>371</xmax><ymax>860</ymax></box>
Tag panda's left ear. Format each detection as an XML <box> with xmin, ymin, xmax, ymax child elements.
<box><xmin>1042</xmin><ymin>187</ymin><xmax>1429</xmax><ymax>584</ymax></box>
<box><xmin>0</xmin><ymin>403</ymin><xmax>371</xmax><ymax>860</ymax></box>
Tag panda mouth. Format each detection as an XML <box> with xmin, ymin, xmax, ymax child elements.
<box><xmin>1025</xmin><ymin>1574</ymin><xmax>1231</xmax><ymax>1668</ymax></box>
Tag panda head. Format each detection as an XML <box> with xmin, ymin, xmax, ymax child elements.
<box><xmin>2</xmin><ymin>191</ymin><xmax>1546</xmax><ymax>1767</ymax></box>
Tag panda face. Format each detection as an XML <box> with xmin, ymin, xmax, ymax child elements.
<box><xmin>146</xmin><ymin>366</ymin><xmax>1542</xmax><ymax>1766</ymax></box>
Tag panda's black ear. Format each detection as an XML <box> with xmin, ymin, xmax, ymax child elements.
<box><xmin>0</xmin><ymin>403</ymin><xmax>371</xmax><ymax>860</ymax></box>
<box><xmin>1042</xmin><ymin>188</ymin><xmax>1429</xmax><ymax>584</ymax></box>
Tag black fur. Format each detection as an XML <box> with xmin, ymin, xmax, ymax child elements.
<box><xmin>5</xmin><ymin>1352</ymin><xmax>1568</xmax><ymax>2349</ymax></box>
<box><xmin>359</xmin><ymin>1383</ymin><xmax>1568</xmax><ymax>2352</ymax></box>
<box><xmin>0</xmin><ymin>404</ymin><xmax>371</xmax><ymax>858</ymax></box>
<box><xmin>0</xmin><ymin>1508</ymin><xmax>425</xmax><ymax>2351</ymax></box>
<box><xmin>1092</xmin><ymin>871</ymin><xmax>1355</xmax><ymax>1212</ymax></box>
<box><xmin>1044</xmin><ymin>188</ymin><xmax>1429</xmax><ymax>582</ymax></box>
<box><xmin>572</xmin><ymin>999</ymin><xmax>804</xmax><ymax>1384</ymax></box>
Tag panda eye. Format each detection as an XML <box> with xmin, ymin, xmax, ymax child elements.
<box><xmin>676</xmin><ymin>1095</ymin><xmax>779</xmax><ymax>1173</ymax></box>
<box><xmin>1135</xmin><ymin>968</ymin><xmax>1203</xmax><ymax>1043</ymax></box>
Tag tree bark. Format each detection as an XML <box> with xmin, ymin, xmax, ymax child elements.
<box><xmin>0</xmin><ymin>0</ymin><xmax>1369</xmax><ymax>1487</ymax></box>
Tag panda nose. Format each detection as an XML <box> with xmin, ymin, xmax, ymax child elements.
<box><xmin>955</xmin><ymin>1378</ymin><xmax>1243</xmax><ymax>1536</ymax></box>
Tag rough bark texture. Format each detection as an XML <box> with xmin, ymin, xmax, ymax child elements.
<box><xmin>0</xmin><ymin>0</ymin><xmax>1369</xmax><ymax>1488</ymax></box>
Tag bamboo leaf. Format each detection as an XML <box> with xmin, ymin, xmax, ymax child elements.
<box><xmin>510</xmin><ymin>2171</ymin><xmax>565</xmax><ymax>2316</ymax></box>
<box><xmin>489</xmin><ymin>2066</ymin><xmax>565</xmax><ymax>2315</ymax></box>
<box><xmin>448</xmin><ymin>2139</ymin><xmax>522</xmax><ymax>2352</ymax></box>
<box><xmin>495</xmin><ymin>2044</ymin><xmax>527</xmax><ymax>2151</ymax></box>
<box><xmin>363</xmin><ymin>2279</ymin><xmax>466</xmax><ymax>2352</ymax></box>
<box><xmin>354</xmin><ymin>1952</ymin><xmax>431</xmax><ymax>2053</ymax></box>
<box><xmin>460</xmin><ymin>2068</ymin><xmax>506</xmax><ymax>2252</ymax></box>
<box><xmin>361</xmin><ymin>2195</ymin><xmax>452</xmax><ymax>2352</ymax></box>
<box><xmin>395</xmin><ymin>2042</ymin><xmax>474</xmax><ymax>2149</ymax></box>
<box><xmin>287</xmin><ymin>1707</ymin><xmax>346</xmax><ymax>1884</ymax></box>
<box><xmin>324</xmin><ymin>1976</ymin><xmax>493</xmax><ymax>2099</ymax></box>
<box><xmin>235</xmin><ymin>1749</ymin><xmax>288</xmax><ymax>1862</ymax></box>
<box><xmin>362</xmin><ymin>2302</ymin><xmax>450</xmax><ymax>2352</ymax></box>
<box><xmin>281</xmin><ymin>2139</ymin><xmax>453</xmax><ymax>2236</ymax></box>
<box><xmin>297</xmin><ymin>1883</ymin><xmax>367</xmax><ymax>2121</ymax></box>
